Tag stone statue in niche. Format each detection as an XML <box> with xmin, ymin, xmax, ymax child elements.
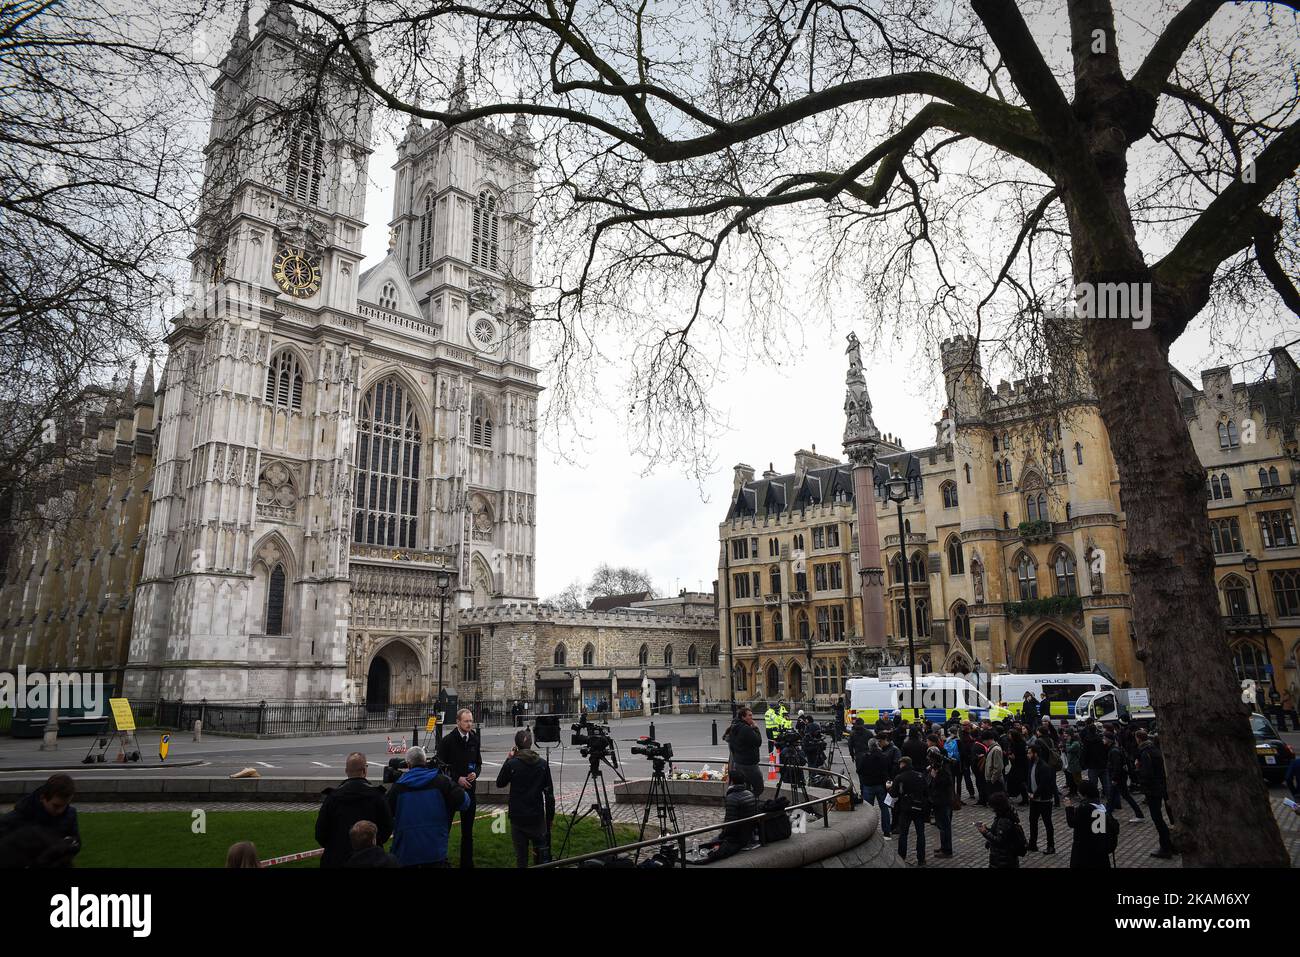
<box><xmin>971</xmin><ymin>553</ymin><xmax>985</xmax><ymax>604</ymax></box>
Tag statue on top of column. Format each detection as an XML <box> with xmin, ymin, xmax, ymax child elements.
<box><xmin>843</xmin><ymin>331</ymin><xmax>881</xmax><ymax>448</ymax></box>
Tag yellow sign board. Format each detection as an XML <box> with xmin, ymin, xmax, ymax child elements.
<box><xmin>159</xmin><ymin>733</ymin><xmax>170</xmax><ymax>761</ymax></box>
<box><xmin>109</xmin><ymin>698</ymin><xmax>136</xmax><ymax>732</ymax></box>
<box><xmin>425</xmin><ymin>716</ymin><xmax>437</xmax><ymax>733</ymax></box>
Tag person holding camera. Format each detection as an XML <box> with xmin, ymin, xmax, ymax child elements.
<box><xmin>436</xmin><ymin>708</ymin><xmax>482</xmax><ymax>868</ymax></box>
<box><xmin>725</xmin><ymin>706</ymin><xmax>765</xmax><ymax>798</ymax></box>
<box><xmin>495</xmin><ymin>728</ymin><xmax>556</xmax><ymax>867</ymax></box>
<box><xmin>386</xmin><ymin>746</ymin><xmax>470</xmax><ymax>868</ymax></box>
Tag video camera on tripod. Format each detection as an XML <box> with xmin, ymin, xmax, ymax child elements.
<box><xmin>571</xmin><ymin>716</ymin><xmax>618</xmax><ymax>766</ymax></box>
<box><xmin>630</xmin><ymin>737</ymin><xmax>673</xmax><ymax>762</ymax></box>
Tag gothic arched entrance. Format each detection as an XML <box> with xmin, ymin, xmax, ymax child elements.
<box><xmin>789</xmin><ymin>662</ymin><xmax>803</xmax><ymax>699</ymax></box>
<box><xmin>1022</xmin><ymin>627</ymin><xmax>1085</xmax><ymax>673</ymax></box>
<box><xmin>366</xmin><ymin>639</ymin><xmax>424</xmax><ymax>710</ymax></box>
<box><xmin>366</xmin><ymin>657</ymin><xmax>391</xmax><ymax>712</ymax></box>
<box><xmin>765</xmin><ymin>662</ymin><xmax>779</xmax><ymax>699</ymax></box>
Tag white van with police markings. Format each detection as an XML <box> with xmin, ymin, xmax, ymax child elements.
<box><xmin>845</xmin><ymin>674</ymin><xmax>1012</xmax><ymax>725</ymax></box>
<box><xmin>990</xmin><ymin>673</ymin><xmax>1116</xmax><ymax>721</ymax></box>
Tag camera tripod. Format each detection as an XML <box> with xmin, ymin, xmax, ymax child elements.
<box><xmin>634</xmin><ymin>756</ymin><xmax>681</xmax><ymax>863</ymax></box>
<box><xmin>823</xmin><ymin>729</ymin><xmax>857</xmax><ymax>797</ymax></box>
<box><xmin>774</xmin><ymin>743</ymin><xmax>819</xmax><ymax>819</ymax></box>
<box><xmin>558</xmin><ymin>749</ymin><xmax>621</xmax><ymax>859</ymax></box>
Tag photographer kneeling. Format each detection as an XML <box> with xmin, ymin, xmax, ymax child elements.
<box><xmin>702</xmin><ymin>769</ymin><xmax>760</xmax><ymax>863</ymax></box>
<box><xmin>725</xmin><ymin>706</ymin><xmax>765</xmax><ymax>799</ymax></box>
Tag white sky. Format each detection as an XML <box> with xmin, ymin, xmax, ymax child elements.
<box><xmin>354</xmin><ymin>131</ymin><xmax>1284</xmax><ymax>602</ymax></box>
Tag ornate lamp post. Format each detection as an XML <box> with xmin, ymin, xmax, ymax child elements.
<box><xmin>435</xmin><ymin>570</ymin><xmax>451</xmax><ymax>742</ymax></box>
<box><xmin>884</xmin><ymin>469</ymin><xmax>917</xmax><ymax>704</ymax></box>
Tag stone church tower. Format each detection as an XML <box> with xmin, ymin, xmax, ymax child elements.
<box><xmin>126</xmin><ymin>3</ymin><xmax>540</xmax><ymax>705</ymax></box>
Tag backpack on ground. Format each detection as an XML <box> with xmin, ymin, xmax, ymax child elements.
<box><xmin>758</xmin><ymin>797</ymin><xmax>793</xmax><ymax>844</ymax></box>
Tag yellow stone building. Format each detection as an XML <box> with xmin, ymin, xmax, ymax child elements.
<box><xmin>720</xmin><ymin>339</ymin><xmax>1300</xmax><ymax>709</ymax></box>
<box><xmin>0</xmin><ymin>372</ymin><xmax>157</xmax><ymax>692</ymax></box>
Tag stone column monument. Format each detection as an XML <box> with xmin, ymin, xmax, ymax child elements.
<box><xmin>842</xmin><ymin>333</ymin><xmax>887</xmax><ymax>675</ymax></box>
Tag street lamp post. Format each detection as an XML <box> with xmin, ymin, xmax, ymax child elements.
<box><xmin>435</xmin><ymin>571</ymin><xmax>451</xmax><ymax>742</ymax></box>
<box><xmin>885</xmin><ymin>469</ymin><xmax>917</xmax><ymax>709</ymax></box>
<box><xmin>1243</xmin><ymin>553</ymin><xmax>1264</xmax><ymax>630</ymax></box>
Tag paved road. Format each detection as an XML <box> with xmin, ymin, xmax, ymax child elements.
<box><xmin>0</xmin><ymin>713</ymin><xmax>744</xmax><ymax>780</ymax></box>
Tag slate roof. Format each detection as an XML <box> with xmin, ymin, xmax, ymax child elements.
<box><xmin>725</xmin><ymin>452</ymin><xmax>924</xmax><ymax>520</ymax></box>
<box><xmin>587</xmin><ymin>591</ymin><xmax>653</xmax><ymax>611</ymax></box>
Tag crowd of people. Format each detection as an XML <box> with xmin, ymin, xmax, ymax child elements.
<box><xmin>846</xmin><ymin>702</ymin><xmax>1184</xmax><ymax>867</ymax></box>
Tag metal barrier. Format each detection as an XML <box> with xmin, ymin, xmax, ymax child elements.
<box><xmin>534</xmin><ymin>759</ymin><xmax>853</xmax><ymax>869</ymax></box>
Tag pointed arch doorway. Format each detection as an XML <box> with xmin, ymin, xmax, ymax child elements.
<box><xmin>1023</xmin><ymin>627</ymin><xmax>1085</xmax><ymax>673</ymax></box>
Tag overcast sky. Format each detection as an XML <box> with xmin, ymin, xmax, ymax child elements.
<box><xmin>353</xmin><ymin>134</ymin><xmax>1287</xmax><ymax>602</ymax></box>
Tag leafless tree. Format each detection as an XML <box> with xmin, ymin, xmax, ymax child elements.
<box><xmin>226</xmin><ymin>0</ymin><xmax>1297</xmax><ymax>864</ymax></box>
<box><xmin>544</xmin><ymin>578</ymin><xmax>587</xmax><ymax>610</ymax></box>
<box><xmin>0</xmin><ymin>1</ymin><xmax>204</xmax><ymax>537</ymax></box>
<box><xmin>586</xmin><ymin>563</ymin><xmax>656</xmax><ymax>600</ymax></box>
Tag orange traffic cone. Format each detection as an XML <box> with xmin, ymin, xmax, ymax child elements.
<box><xmin>767</xmin><ymin>751</ymin><xmax>778</xmax><ymax>781</ymax></box>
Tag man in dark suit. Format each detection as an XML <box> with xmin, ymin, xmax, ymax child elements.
<box><xmin>315</xmin><ymin>751</ymin><xmax>392</xmax><ymax>867</ymax></box>
<box><xmin>437</xmin><ymin>708</ymin><xmax>482</xmax><ymax>868</ymax></box>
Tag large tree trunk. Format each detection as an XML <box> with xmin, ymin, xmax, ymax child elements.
<box><xmin>1084</xmin><ymin>312</ymin><xmax>1289</xmax><ymax>867</ymax></box>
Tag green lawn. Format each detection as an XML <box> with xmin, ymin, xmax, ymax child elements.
<box><xmin>75</xmin><ymin>811</ymin><xmax>639</xmax><ymax>868</ymax></box>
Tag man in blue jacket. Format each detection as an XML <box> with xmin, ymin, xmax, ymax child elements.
<box><xmin>385</xmin><ymin>746</ymin><xmax>470</xmax><ymax>868</ymax></box>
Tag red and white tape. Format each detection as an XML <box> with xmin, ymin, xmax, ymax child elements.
<box><xmin>259</xmin><ymin>847</ymin><xmax>325</xmax><ymax>867</ymax></box>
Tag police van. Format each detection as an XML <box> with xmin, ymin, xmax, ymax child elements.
<box><xmin>988</xmin><ymin>672</ymin><xmax>1117</xmax><ymax>722</ymax></box>
<box><xmin>845</xmin><ymin>674</ymin><xmax>1011</xmax><ymax>726</ymax></box>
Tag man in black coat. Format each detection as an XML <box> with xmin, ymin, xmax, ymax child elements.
<box><xmin>1081</xmin><ymin>719</ymin><xmax>1109</xmax><ymax>792</ymax></box>
<box><xmin>315</xmin><ymin>752</ymin><xmax>392</xmax><ymax>867</ymax></box>
<box><xmin>724</xmin><ymin>706</ymin><xmax>765</xmax><ymax>798</ymax></box>
<box><xmin>495</xmin><ymin>728</ymin><xmax>556</xmax><ymax>867</ymax></box>
<box><xmin>703</xmin><ymin>779</ymin><xmax>759</xmax><ymax>863</ymax></box>
<box><xmin>0</xmin><ymin>773</ymin><xmax>80</xmax><ymax>868</ymax></box>
<box><xmin>437</xmin><ymin>708</ymin><xmax>483</xmax><ymax>868</ymax></box>
<box><xmin>1025</xmin><ymin>743</ymin><xmax>1056</xmax><ymax>854</ymax></box>
<box><xmin>888</xmin><ymin>756</ymin><xmax>927</xmax><ymax>866</ymax></box>
<box><xmin>1134</xmin><ymin>730</ymin><xmax>1174</xmax><ymax>858</ymax></box>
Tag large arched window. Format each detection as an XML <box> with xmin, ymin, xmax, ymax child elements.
<box><xmin>797</xmin><ymin>611</ymin><xmax>810</xmax><ymax>642</ymax></box>
<box><xmin>947</xmin><ymin>535</ymin><xmax>965</xmax><ymax>575</ymax></box>
<box><xmin>891</xmin><ymin>553</ymin><xmax>905</xmax><ymax>584</ymax></box>
<box><xmin>687</xmin><ymin>644</ymin><xmax>698</xmax><ymax>666</ymax></box>
<box><xmin>664</xmin><ymin>645</ymin><xmax>674</xmax><ymax>665</ymax></box>
<box><xmin>915</xmin><ymin>598</ymin><xmax>930</xmax><ymax>637</ymax></box>
<box><xmin>941</xmin><ymin>481</ymin><xmax>958</xmax><ymax>508</ymax></box>
<box><xmin>353</xmin><ymin>377</ymin><xmax>422</xmax><ymax>547</ymax></box>
<box><xmin>582</xmin><ymin>643</ymin><xmax>595</xmax><ymax>666</ymax></box>
<box><xmin>1026</xmin><ymin>492</ymin><xmax>1047</xmax><ymax>522</ymax></box>
<box><xmin>1053</xmin><ymin>549</ymin><xmax>1078</xmax><ymax>597</ymax></box>
<box><xmin>554</xmin><ymin>644</ymin><xmax>567</xmax><ymax>666</ymax></box>
<box><xmin>1221</xmin><ymin>574</ymin><xmax>1251</xmax><ymax>616</ymax></box>
<box><xmin>1016</xmin><ymin>553</ymin><xmax>1038</xmax><ymax>600</ymax></box>
<box><xmin>265</xmin><ymin>350</ymin><xmax>304</xmax><ymax>410</ymax></box>
<box><xmin>265</xmin><ymin>563</ymin><xmax>286</xmax><ymax>635</ymax></box>
<box><xmin>952</xmin><ymin>601</ymin><xmax>970</xmax><ymax>643</ymax></box>
<box><xmin>1232</xmin><ymin>642</ymin><xmax>1269</xmax><ymax>682</ymax></box>
<box><xmin>285</xmin><ymin>112</ymin><xmax>323</xmax><ymax>207</ymax></box>
<box><xmin>417</xmin><ymin>192</ymin><xmax>434</xmax><ymax>270</ymax></box>
<box><xmin>638</xmin><ymin>643</ymin><xmax>649</xmax><ymax>666</ymax></box>
<box><xmin>909</xmin><ymin>552</ymin><xmax>926</xmax><ymax>584</ymax></box>
<box><xmin>471</xmin><ymin>190</ymin><xmax>500</xmax><ymax>270</ymax></box>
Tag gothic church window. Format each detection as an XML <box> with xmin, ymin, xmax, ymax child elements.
<box><xmin>941</xmin><ymin>481</ymin><xmax>958</xmax><ymax>508</ymax></box>
<box><xmin>285</xmin><ymin>112</ymin><xmax>323</xmax><ymax>207</ymax></box>
<box><xmin>638</xmin><ymin>644</ymin><xmax>649</xmax><ymax>665</ymax></box>
<box><xmin>471</xmin><ymin>190</ymin><xmax>500</xmax><ymax>271</ymax></box>
<box><xmin>947</xmin><ymin>536</ymin><xmax>965</xmax><ymax>575</ymax></box>
<box><xmin>265</xmin><ymin>350</ymin><xmax>304</xmax><ymax>410</ymax></box>
<box><xmin>1016</xmin><ymin>553</ymin><xmax>1038</xmax><ymax>600</ymax></box>
<box><xmin>582</xmin><ymin>643</ymin><xmax>595</xmax><ymax>666</ymax></box>
<box><xmin>265</xmin><ymin>563</ymin><xmax>286</xmax><ymax>635</ymax></box>
<box><xmin>418</xmin><ymin>192</ymin><xmax>434</xmax><ymax>270</ymax></box>
<box><xmin>353</xmin><ymin>376</ymin><xmax>422</xmax><ymax>548</ymax></box>
<box><xmin>554</xmin><ymin>644</ymin><xmax>566</xmax><ymax>666</ymax></box>
<box><xmin>1053</xmin><ymin>549</ymin><xmax>1078</xmax><ymax>597</ymax></box>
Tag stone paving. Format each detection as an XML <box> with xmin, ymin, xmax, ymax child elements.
<box><xmin>882</xmin><ymin>785</ymin><xmax>1300</xmax><ymax>869</ymax></box>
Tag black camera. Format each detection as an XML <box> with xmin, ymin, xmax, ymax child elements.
<box><xmin>571</xmin><ymin>717</ymin><xmax>617</xmax><ymax>764</ymax></box>
<box><xmin>630</xmin><ymin>737</ymin><xmax>673</xmax><ymax>761</ymax></box>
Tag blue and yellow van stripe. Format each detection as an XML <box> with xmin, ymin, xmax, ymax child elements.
<box><xmin>845</xmin><ymin>706</ymin><xmax>1015</xmax><ymax>724</ymax></box>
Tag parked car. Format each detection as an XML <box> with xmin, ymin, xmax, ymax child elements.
<box><xmin>1252</xmin><ymin>712</ymin><xmax>1295</xmax><ymax>785</ymax></box>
